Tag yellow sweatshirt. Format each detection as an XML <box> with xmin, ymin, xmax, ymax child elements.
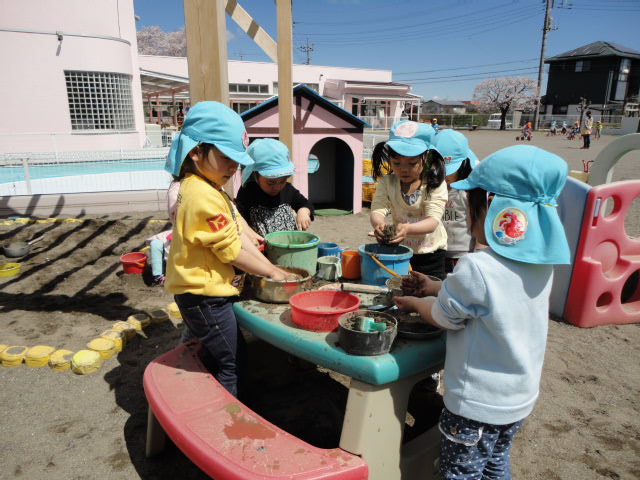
<box><xmin>371</xmin><ymin>174</ymin><xmax>448</xmax><ymax>254</ymax></box>
<box><xmin>165</xmin><ymin>173</ymin><xmax>243</xmax><ymax>297</ymax></box>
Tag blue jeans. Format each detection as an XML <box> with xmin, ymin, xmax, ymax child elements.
<box><xmin>439</xmin><ymin>407</ymin><xmax>523</xmax><ymax>480</ymax></box>
<box><xmin>174</xmin><ymin>293</ymin><xmax>245</xmax><ymax>397</ymax></box>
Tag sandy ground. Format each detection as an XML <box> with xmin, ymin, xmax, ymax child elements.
<box><xmin>1</xmin><ymin>131</ymin><xmax>640</xmax><ymax>480</ymax></box>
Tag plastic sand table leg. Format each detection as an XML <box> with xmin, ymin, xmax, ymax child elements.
<box><xmin>146</xmin><ymin>407</ymin><xmax>166</xmax><ymax>457</ymax></box>
<box><xmin>340</xmin><ymin>371</ymin><xmax>433</xmax><ymax>480</ymax></box>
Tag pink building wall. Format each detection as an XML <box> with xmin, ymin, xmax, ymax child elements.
<box><xmin>0</xmin><ymin>0</ymin><xmax>146</xmax><ymax>153</ymax></box>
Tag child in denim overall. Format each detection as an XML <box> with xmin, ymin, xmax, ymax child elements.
<box><xmin>396</xmin><ymin>145</ymin><xmax>570</xmax><ymax>479</ymax></box>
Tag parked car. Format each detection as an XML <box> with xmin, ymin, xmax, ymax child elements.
<box><xmin>487</xmin><ymin>113</ymin><xmax>513</xmax><ymax>129</ymax></box>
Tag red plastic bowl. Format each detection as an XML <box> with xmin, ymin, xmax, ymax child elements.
<box><xmin>289</xmin><ymin>290</ymin><xmax>361</xmax><ymax>332</ymax></box>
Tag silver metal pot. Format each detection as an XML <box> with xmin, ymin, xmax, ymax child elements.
<box><xmin>246</xmin><ymin>266</ymin><xmax>313</xmax><ymax>303</ymax></box>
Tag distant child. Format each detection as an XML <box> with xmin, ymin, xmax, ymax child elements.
<box><xmin>431</xmin><ymin>118</ymin><xmax>440</xmax><ymax>133</ymax></box>
<box><xmin>517</xmin><ymin>122</ymin><xmax>532</xmax><ymax>141</ymax></box>
<box><xmin>548</xmin><ymin>120</ymin><xmax>557</xmax><ymax>136</ymax></box>
<box><xmin>235</xmin><ymin>138</ymin><xmax>314</xmax><ymax>237</ymax></box>
<box><xmin>431</xmin><ymin>129</ymin><xmax>479</xmax><ymax>273</ymax></box>
<box><xmin>370</xmin><ymin>120</ymin><xmax>448</xmax><ymax>279</ymax></box>
<box><xmin>395</xmin><ymin>145</ymin><xmax>570</xmax><ymax>479</ymax></box>
<box><xmin>581</xmin><ymin>110</ymin><xmax>594</xmax><ymax>149</ymax></box>
<box><xmin>595</xmin><ymin>120</ymin><xmax>603</xmax><ymax>139</ymax></box>
<box><xmin>164</xmin><ymin>101</ymin><xmax>290</xmax><ymax>397</ymax></box>
<box><xmin>561</xmin><ymin>120</ymin><xmax>568</xmax><ymax>135</ymax></box>
<box><xmin>146</xmin><ymin>181</ymin><xmax>180</xmax><ymax>285</ymax></box>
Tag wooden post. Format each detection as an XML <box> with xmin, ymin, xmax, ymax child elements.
<box><xmin>276</xmin><ymin>0</ymin><xmax>293</xmax><ymax>155</ymax></box>
<box><xmin>184</xmin><ymin>0</ymin><xmax>229</xmax><ymax>105</ymax></box>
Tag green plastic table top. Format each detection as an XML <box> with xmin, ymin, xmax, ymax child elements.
<box><xmin>234</xmin><ymin>297</ymin><xmax>445</xmax><ymax>386</ymax></box>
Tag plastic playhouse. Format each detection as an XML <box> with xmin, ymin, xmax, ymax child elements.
<box><xmin>552</xmin><ymin>133</ymin><xmax>640</xmax><ymax>327</ymax></box>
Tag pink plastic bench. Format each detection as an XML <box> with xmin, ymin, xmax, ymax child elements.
<box><xmin>144</xmin><ymin>341</ymin><xmax>368</xmax><ymax>480</ymax></box>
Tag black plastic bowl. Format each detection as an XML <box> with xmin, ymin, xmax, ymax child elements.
<box><xmin>338</xmin><ymin>309</ymin><xmax>397</xmax><ymax>356</ymax></box>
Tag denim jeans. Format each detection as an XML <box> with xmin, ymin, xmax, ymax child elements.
<box><xmin>174</xmin><ymin>293</ymin><xmax>245</xmax><ymax>397</ymax></box>
<box><xmin>438</xmin><ymin>407</ymin><xmax>523</xmax><ymax>480</ymax></box>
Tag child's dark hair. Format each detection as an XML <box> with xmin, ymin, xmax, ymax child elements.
<box><xmin>467</xmin><ymin>187</ymin><xmax>489</xmax><ymax>232</ymax></box>
<box><xmin>454</xmin><ymin>158</ymin><xmax>473</xmax><ymax>181</ymax></box>
<box><xmin>174</xmin><ymin>143</ymin><xmax>217</xmax><ymax>180</ymax></box>
<box><xmin>371</xmin><ymin>142</ymin><xmax>445</xmax><ymax>194</ymax></box>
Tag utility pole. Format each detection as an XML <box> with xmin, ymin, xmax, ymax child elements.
<box><xmin>299</xmin><ymin>39</ymin><xmax>314</xmax><ymax>65</ymax></box>
<box><xmin>533</xmin><ymin>0</ymin><xmax>553</xmax><ymax>131</ymax></box>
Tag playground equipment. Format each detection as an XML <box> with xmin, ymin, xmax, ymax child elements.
<box><xmin>552</xmin><ymin>133</ymin><xmax>640</xmax><ymax>327</ymax></box>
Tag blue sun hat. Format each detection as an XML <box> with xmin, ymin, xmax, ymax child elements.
<box><xmin>451</xmin><ymin>145</ymin><xmax>570</xmax><ymax>264</ymax></box>
<box><xmin>431</xmin><ymin>129</ymin><xmax>480</xmax><ymax>176</ymax></box>
<box><xmin>165</xmin><ymin>101</ymin><xmax>253</xmax><ymax>176</ymax></box>
<box><xmin>241</xmin><ymin>138</ymin><xmax>295</xmax><ymax>185</ymax></box>
<box><xmin>385</xmin><ymin>120</ymin><xmax>435</xmax><ymax>157</ymax></box>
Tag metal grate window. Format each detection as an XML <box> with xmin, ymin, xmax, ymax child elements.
<box><xmin>64</xmin><ymin>71</ymin><xmax>135</xmax><ymax>131</ymax></box>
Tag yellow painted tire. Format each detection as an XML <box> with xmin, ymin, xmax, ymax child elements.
<box><xmin>25</xmin><ymin>345</ymin><xmax>56</xmax><ymax>368</ymax></box>
<box><xmin>71</xmin><ymin>350</ymin><xmax>102</xmax><ymax>375</ymax></box>
<box><xmin>149</xmin><ymin>309</ymin><xmax>169</xmax><ymax>323</ymax></box>
<box><xmin>1</xmin><ymin>345</ymin><xmax>28</xmax><ymax>367</ymax></box>
<box><xmin>127</xmin><ymin>313</ymin><xmax>150</xmax><ymax>331</ymax></box>
<box><xmin>87</xmin><ymin>338</ymin><xmax>117</xmax><ymax>359</ymax></box>
<box><xmin>49</xmin><ymin>349</ymin><xmax>74</xmax><ymax>371</ymax></box>
<box><xmin>100</xmin><ymin>330</ymin><xmax>125</xmax><ymax>352</ymax></box>
<box><xmin>111</xmin><ymin>321</ymin><xmax>137</xmax><ymax>340</ymax></box>
<box><xmin>167</xmin><ymin>302</ymin><xmax>182</xmax><ymax>320</ymax></box>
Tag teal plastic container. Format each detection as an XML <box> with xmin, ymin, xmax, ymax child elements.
<box><xmin>265</xmin><ymin>231</ymin><xmax>320</xmax><ymax>273</ymax></box>
<box><xmin>358</xmin><ymin>244</ymin><xmax>413</xmax><ymax>286</ymax></box>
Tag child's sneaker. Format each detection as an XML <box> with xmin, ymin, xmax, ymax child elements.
<box><xmin>152</xmin><ymin>274</ymin><xmax>165</xmax><ymax>286</ymax></box>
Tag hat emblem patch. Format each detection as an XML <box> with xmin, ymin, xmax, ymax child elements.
<box><xmin>443</xmin><ymin>156</ymin><xmax>453</xmax><ymax>164</ymax></box>
<box><xmin>493</xmin><ymin>208</ymin><xmax>527</xmax><ymax>245</ymax></box>
<box><xmin>394</xmin><ymin>122</ymin><xmax>418</xmax><ymax>138</ymax></box>
<box><xmin>242</xmin><ymin>131</ymin><xmax>249</xmax><ymax>148</ymax></box>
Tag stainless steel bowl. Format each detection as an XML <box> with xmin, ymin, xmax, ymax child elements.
<box><xmin>246</xmin><ymin>266</ymin><xmax>313</xmax><ymax>303</ymax></box>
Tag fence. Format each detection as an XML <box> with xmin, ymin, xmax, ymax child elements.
<box><xmin>0</xmin><ymin>146</ymin><xmax>171</xmax><ymax>196</ymax></box>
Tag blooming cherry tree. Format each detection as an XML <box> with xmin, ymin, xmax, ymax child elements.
<box><xmin>137</xmin><ymin>26</ymin><xmax>187</xmax><ymax>56</ymax></box>
<box><xmin>473</xmin><ymin>77</ymin><xmax>537</xmax><ymax>130</ymax></box>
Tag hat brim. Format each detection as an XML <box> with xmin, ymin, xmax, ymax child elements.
<box><xmin>437</xmin><ymin>147</ymin><xmax>479</xmax><ymax>176</ymax></box>
<box><xmin>258</xmin><ymin>165</ymin><xmax>295</xmax><ymax>178</ymax></box>
<box><xmin>165</xmin><ymin>132</ymin><xmax>198</xmax><ymax>176</ymax></box>
<box><xmin>450</xmin><ymin>176</ymin><xmax>477</xmax><ymax>190</ymax></box>
<box><xmin>484</xmin><ymin>195</ymin><xmax>570</xmax><ymax>265</ymax></box>
<box><xmin>386</xmin><ymin>139</ymin><xmax>428</xmax><ymax>157</ymax></box>
<box><xmin>215</xmin><ymin>142</ymin><xmax>254</xmax><ymax>167</ymax></box>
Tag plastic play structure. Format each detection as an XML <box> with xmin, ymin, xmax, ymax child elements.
<box><xmin>551</xmin><ymin>133</ymin><xmax>640</xmax><ymax>327</ymax></box>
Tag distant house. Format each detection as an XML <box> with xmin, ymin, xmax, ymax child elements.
<box><xmin>543</xmin><ymin>41</ymin><xmax>640</xmax><ymax>117</ymax></box>
<box><xmin>420</xmin><ymin>100</ymin><xmax>467</xmax><ymax>115</ymax></box>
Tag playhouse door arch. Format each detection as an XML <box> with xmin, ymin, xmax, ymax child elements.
<box><xmin>307</xmin><ymin>137</ymin><xmax>354</xmax><ymax>211</ymax></box>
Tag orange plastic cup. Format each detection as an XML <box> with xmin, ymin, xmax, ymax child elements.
<box><xmin>341</xmin><ymin>250</ymin><xmax>361</xmax><ymax>280</ymax></box>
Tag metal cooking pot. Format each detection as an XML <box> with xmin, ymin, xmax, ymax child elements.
<box><xmin>3</xmin><ymin>235</ymin><xmax>45</xmax><ymax>258</ymax></box>
<box><xmin>246</xmin><ymin>266</ymin><xmax>312</xmax><ymax>303</ymax></box>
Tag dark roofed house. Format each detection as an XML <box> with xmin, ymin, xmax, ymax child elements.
<box><xmin>543</xmin><ymin>41</ymin><xmax>640</xmax><ymax>117</ymax></box>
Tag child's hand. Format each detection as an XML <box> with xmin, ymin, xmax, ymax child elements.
<box><xmin>373</xmin><ymin>223</ymin><xmax>386</xmax><ymax>243</ymax></box>
<box><xmin>296</xmin><ymin>209</ymin><xmax>312</xmax><ymax>231</ymax></box>
<box><xmin>389</xmin><ymin>223</ymin><xmax>409</xmax><ymax>244</ymax></box>
<box><xmin>402</xmin><ymin>271</ymin><xmax>432</xmax><ymax>297</ymax></box>
<box><xmin>269</xmin><ymin>268</ymin><xmax>287</xmax><ymax>281</ymax></box>
<box><xmin>393</xmin><ymin>295</ymin><xmax>422</xmax><ymax>313</ymax></box>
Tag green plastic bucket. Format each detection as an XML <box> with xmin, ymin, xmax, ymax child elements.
<box><xmin>264</xmin><ymin>231</ymin><xmax>320</xmax><ymax>273</ymax></box>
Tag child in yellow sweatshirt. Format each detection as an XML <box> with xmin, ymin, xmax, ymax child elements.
<box><xmin>164</xmin><ymin>101</ymin><xmax>288</xmax><ymax>397</ymax></box>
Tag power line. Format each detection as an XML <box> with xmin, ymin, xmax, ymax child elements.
<box><xmin>298</xmin><ymin>39</ymin><xmax>314</xmax><ymax>65</ymax></box>
<box><xmin>407</xmin><ymin>70</ymin><xmax>540</xmax><ymax>85</ymax></box>
<box><xmin>308</xmin><ymin>8</ymin><xmax>544</xmax><ymax>46</ymax></box>
<box><xmin>400</xmin><ymin>66</ymin><xmax>543</xmax><ymax>83</ymax></box>
<box><xmin>394</xmin><ymin>58</ymin><xmax>539</xmax><ymax>76</ymax></box>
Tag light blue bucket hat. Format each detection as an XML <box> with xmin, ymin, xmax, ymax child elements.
<box><xmin>242</xmin><ymin>138</ymin><xmax>295</xmax><ymax>184</ymax></box>
<box><xmin>385</xmin><ymin>120</ymin><xmax>435</xmax><ymax>157</ymax></box>
<box><xmin>451</xmin><ymin>145</ymin><xmax>570</xmax><ymax>265</ymax></box>
<box><xmin>164</xmin><ymin>101</ymin><xmax>253</xmax><ymax>176</ymax></box>
<box><xmin>431</xmin><ymin>129</ymin><xmax>479</xmax><ymax>176</ymax></box>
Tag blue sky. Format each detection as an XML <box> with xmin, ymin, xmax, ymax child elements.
<box><xmin>133</xmin><ymin>0</ymin><xmax>640</xmax><ymax>100</ymax></box>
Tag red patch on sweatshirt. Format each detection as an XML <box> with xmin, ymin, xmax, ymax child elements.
<box><xmin>206</xmin><ymin>214</ymin><xmax>229</xmax><ymax>232</ymax></box>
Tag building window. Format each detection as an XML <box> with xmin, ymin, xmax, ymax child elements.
<box><xmin>64</xmin><ymin>71</ymin><xmax>135</xmax><ymax>131</ymax></box>
<box><xmin>615</xmin><ymin>58</ymin><xmax>631</xmax><ymax>101</ymax></box>
<box><xmin>553</xmin><ymin>104</ymin><xmax>568</xmax><ymax>114</ymax></box>
<box><xmin>232</xmin><ymin>102</ymin><xmax>257</xmax><ymax>114</ymax></box>
<box><xmin>575</xmin><ymin>60</ymin><xmax>591</xmax><ymax>73</ymax></box>
<box><xmin>229</xmin><ymin>83</ymin><xmax>269</xmax><ymax>94</ymax></box>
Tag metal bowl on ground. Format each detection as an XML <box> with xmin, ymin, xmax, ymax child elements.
<box><xmin>246</xmin><ymin>266</ymin><xmax>312</xmax><ymax>303</ymax></box>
